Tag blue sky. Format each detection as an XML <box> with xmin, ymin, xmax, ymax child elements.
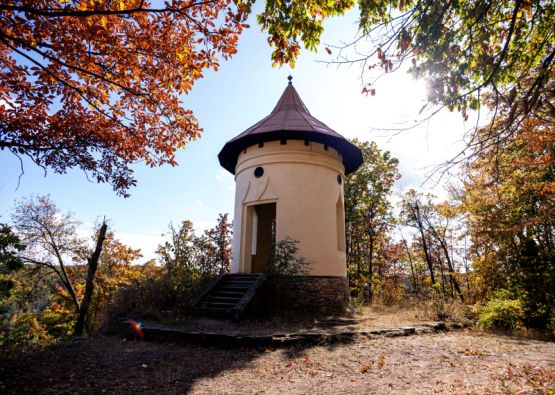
<box><xmin>0</xmin><ymin>7</ymin><xmax>473</xmax><ymax>261</ymax></box>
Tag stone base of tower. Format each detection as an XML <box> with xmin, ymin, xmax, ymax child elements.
<box><xmin>276</xmin><ymin>276</ymin><xmax>351</xmax><ymax>315</ymax></box>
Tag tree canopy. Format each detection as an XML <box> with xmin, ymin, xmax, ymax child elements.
<box><xmin>0</xmin><ymin>0</ymin><xmax>248</xmax><ymax>196</ymax></box>
<box><xmin>259</xmin><ymin>0</ymin><xmax>554</xmax><ymax>120</ymax></box>
<box><xmin>0</xmin><ymin>224</ymin><xmax>25</xmax><ymax>298</ymax></box>
<box><xmin>3</xmin><ymin>0</ymin><xmax>553</xmax><ymax>195</ymax></box>
<box><xmin>344</xmin><ymin>139</ymin><xmax>400</xmax><ymax>301</ymax></box>
<box><xmin>454</xmin><ymin>74</ymin><xmax>555</xmax><ymax>327</ymax></box>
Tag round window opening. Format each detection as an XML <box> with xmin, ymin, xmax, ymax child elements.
<box><xmin>337</xmin><ymin>175</ymin><xmax>342</xmax><ymax>185</ymax></box>
<box><xmin>254</xmin><ymin>167</ymin><xmax>264</xmax><ymax>178</ymax></box>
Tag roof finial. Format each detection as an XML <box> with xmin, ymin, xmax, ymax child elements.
<box><xmin>287</xmin><ymin>75</ymin><xmax>293</xmax><ymax>85</ymax></box>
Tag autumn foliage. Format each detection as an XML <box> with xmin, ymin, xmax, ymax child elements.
<box><xmin>0</xmin><ymin>0</ymin><xmax>248</xmax><ymax>196</ymax></box>
<box><xmin>1</xmin><ymin>194</ymin><xmax>233</xmax><ymax>352</ymax></box>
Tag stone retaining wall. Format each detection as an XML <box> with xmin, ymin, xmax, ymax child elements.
<box><xmin>277</xmin><ymin>276</ymin><xmax>350</xmax><ymax>314</ymax></box>
<box><xmin>114</xmin><ymin>318</ymin><xmax>469</xmax><ymax>348</ymax></box>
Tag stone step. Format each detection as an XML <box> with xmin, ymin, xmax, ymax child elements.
<box><xmin>207</xmin><ymin>296</ymin><xmax>242</xmax><ymax>303</ymax></box>
<box><xmin>222</xmin><ymin>281</ymin><xmax>256</xmax><ymax>286</ymax></box>
<box><xmin>206</xmin><ymin>302</ymin><xmax>237</xmax><ymax>308</ymax></box>
<box><xmin>191</xmin><ymin>273</ymin><xmax>264</xmax><ymax>321</ymax></box>
<box><xmin>212</xmin><ymin>291</ymin><xmax>245</xmax><ymax>297</ymax></box>
<box><xmin>225</xmin><ymin>279</ymin><xmax>257</xmax><ymax>283</ymax></box>
<box><xmin>225</xmin><ymin>278</ymin><xmax>258</xmax><ymax>283</ymax></box>
<box><xmin>219</xmin><ymin>285</ymin><xmax>251</xmax><ymax>291</ymax></box>
<box><xmin>196</xmin><ymin>307</ymin><xmax>228</xmax><ymax>312</ymax></box>
<box><xmin>224</xmin><ymin>279</ymin><xmax>258</xmax><ymax>283</ymax></box>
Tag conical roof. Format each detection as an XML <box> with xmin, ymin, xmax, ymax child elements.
<box><xmin>218</xmin><ymin>81</ymin><xmax>363</xmax><ymax>175</ymax></box>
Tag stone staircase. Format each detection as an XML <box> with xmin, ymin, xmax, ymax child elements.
<box><xmin>191</xmin><ymin>274</ymin><xmax>263</xmax><ymax>321</ymax></box>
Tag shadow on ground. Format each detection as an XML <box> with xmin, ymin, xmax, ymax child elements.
<box><xmin>0</xmin><ymin>332</ymin><xmax>348</xmax><ymax>395</ymax></box>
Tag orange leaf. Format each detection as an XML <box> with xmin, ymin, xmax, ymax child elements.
<box><xmin>325</xmin><ymin>47</ymin><xmax>332</xmax><ymax>55</ymax></box>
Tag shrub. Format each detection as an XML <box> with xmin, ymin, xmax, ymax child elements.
<box><xmin>351</xmin><ymin>293</ymin><xmax>365</xmax><ymax>312</ymax></box>
<box><xmin>478</xmin><ymin>291</ymin><xmax>524</xmax><ymax>330</ymax></box>
<box><xmin>103</xmin><ymin>264</ymin><xmax>219</xmax><ymax>324</ymax></box>
<box><xmin>0</xmin><ymin>312</ymin><xmax>58</xmax><ymax>355</ymax></box>
<box><xmin>105</xmin><ymin>277</ymin><xmax>175</xmax><ymax>321</ymax></box>
<box><xmin>409</xmin><ymin>289</ymin><xmax>465</xmax><ymax>322</ymax></box>
<box><xmin>259</xmin><ymin>237</ymin><xmax>313</xmax><ymax>314</ymax></box>
<box><xmin>262</xmin><ymin>237</ymin><xmax>312</xmax><ymax>285</ymax></box>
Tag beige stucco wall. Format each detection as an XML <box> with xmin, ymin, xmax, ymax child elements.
<box><xmin>230</xmin><ymin>139</ymin><xmax>347</xmax><ymax>276</ymax></box>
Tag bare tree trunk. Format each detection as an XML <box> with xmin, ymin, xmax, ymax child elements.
<box><xmin>399</xmin><ymin>228</ymin><xmax>418</xmax><ymax>292</ymax></box>
<box><xmin>74</xmin><ymin>222</ymin><xmax>107</xmax><ymax>337</ymax></box>
<box><xmin>436</xmin><ymin>253</ymin><xmax>449</xmax><ymax>298</ymax></box>
<box><xmin>418</xmin><ymin>226</ymin><xmax>436</xmax><ymax>286</ymax></box>
<box><xmin>410</xmin><ymin>203</ymin><xmax>437</xmax><ymax>286</ymax></box>
<box><xmin>426</xmin><ymin>223</ymin><xmax>465</xmax><ymax>302</ymax></box>
<box><xmin>426</xmin><ymin>221</ymin><xmax>464</xmax><ymax>303</ymax></box>
<box><xmin>46</xmin><ymin>234</ymin><xmax>81</xmax><ymax>312</ymax></box>
<box><xmin>367</xmin><ymin>232</ymin><xmax>375</xmax><ymax>302</ymax></box>
<box><xmin>439</xmin><ymin>241</ymin><xmax>464</xmax><ymax>301</ymax></box>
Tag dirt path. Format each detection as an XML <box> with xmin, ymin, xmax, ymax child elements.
<box><xmin>1</xmin><ymin>330</ymin><xmax>554</xmax><ymax>394</ymax></box>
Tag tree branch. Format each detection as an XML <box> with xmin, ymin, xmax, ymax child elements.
<box><xmin>0</xmin><ymin>1</ymin><xmax>219</xmax><ymax>17</ymax></box>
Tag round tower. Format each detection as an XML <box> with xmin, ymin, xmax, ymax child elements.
<box><xmin>218</xmin><ymin>78</ymin><xmax>363</xmax><ymax>313</ymax></box>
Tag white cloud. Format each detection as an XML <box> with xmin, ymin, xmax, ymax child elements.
<box><xmin>196</xmin><ymin>199</ymin><xmax>203</xmax><ymax>206</ymax></box>
<box><xmin>219</xmin><ymin>170</ymin><xmax>233</xmax><ymax>177</ymax></box>
<box><xmin>74</xmin><ymin>226</ymin><xmax>162</xmax><ymax>262</ymax></box>
<box><xmin>195</xmin><ymin>221</ymin><xmax>217</xmax><ymax>232</ymax></box>
<box><xmin>76</xmin><ymin>227</ymin><xmax>94</xmax><ymax>240</ymax></box>
<box><xmin>53</xmin><ymin>213</ymin><xmax>64</xmax><ymax>221</ymax></box>
<box><xmin>228</xmin><ymin>185</ymin><xmax>235</xmax><ymax>191</ymax></box>
<box><xmin>215</xmin><ymin>175</ymin><xmax>223</xmax><ymax>181</ymax></box>
<box><xmin>115</xmin><ymin>232</ymin><xmax>165</xmax><ymax>262</ymax></box>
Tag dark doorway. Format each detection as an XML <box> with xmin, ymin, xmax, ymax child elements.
<box><xmin>250</xmin><ymin>203</ymin><xmax>276</xmax><ymax>274</ymax></box>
